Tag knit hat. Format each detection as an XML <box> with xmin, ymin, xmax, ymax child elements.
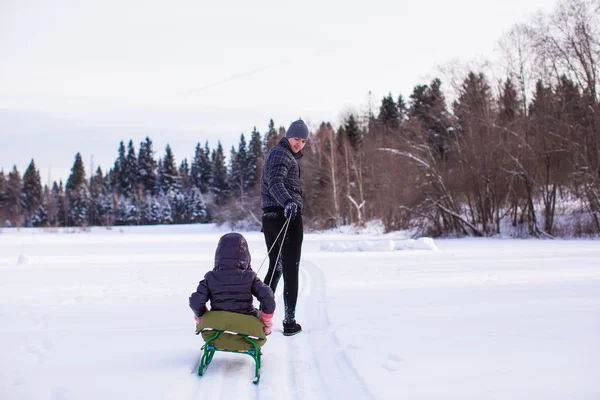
<box><xmin>285</xmin><ymin>119</ymin><xmax>309</xmax><ymax>140</ymax></box>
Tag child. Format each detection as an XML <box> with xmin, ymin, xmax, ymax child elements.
<box><xmin>189</xmin><ymin>232</ymin><xmax>276</xmax><ymax>335</ymax></box>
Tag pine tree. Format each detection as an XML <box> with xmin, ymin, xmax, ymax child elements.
<box><xmin>247</xmin><ymin>127</ymin><xmax>263</xmax><ymax>190</ymax></box>
<box><xmin>88</xmin><ymin>167</ymin><xmax>105</xmax><ymax>226</ymax></box>
<box><xmin>228</xmin><ymin>145</ymin><xmax>239</xmax><ymax>197</ymax></box>
<box><xmin>32</xmin><ymin>185</ymin><xmax>48</xmax><ymax>227</ymax></box>
<box><xmin>98</xmin><ymin>175</ymin><xmax>115</xmax><ymax>226</ymax></box>
<box><xmin>453</xmin><ymin>72</ymin><xmax>493</xmax><ymax>132</ymax></box>
<box><xmin>65</xmin><ymin>153</ymin><xmax>89</xmax><ymax>226</ymax></box>
<box><xmin>5</xmin><ymin>166</ymin><xmax>22</xmax><ymax>226</ymax></box>
<box><xmin>179</xmin><ymin>158</ymin><xmax>191</xmax><ymax>191</ymax></box>
<box><xmin>408</xmin><ymin>78</ymin><xmax>449</xmax><ymax>135</ymax></box>
<box><xmin>116</xmin><ymin>195</ymin><xmax>139</xmax><ymax>225</ymax></box>
<box><xmin>186</xmin><ymin>187</ymin><xmax>208</xmax><ymax>223</ymax></box>
<box><xmin>408</xmin><ymin>84</ymin><xmax>429</xmax><ymax>122</ymax></box>
<box><xmin>89</xmin><ymin>167</ymin><xmax>104</xmax><ymax>198</ymax></box>
<box><xmin>190</xmin><ymin>143</ymin><xmax>204</xmax><ymax>191</ymax></box>
<box><xmin>157</xmin><ymin>193</ymin><xmax>173</xmax><ymax>224</ymax></box>
<box><xmin>32</xmin><ymin>203</ymin><xmax>47</xmax><ymax>227</ymax></box>
<box><xmin>140</xmin><ymin>195</ymin><xmax>161</xmax><ymax>225</ymax></box>
<box><xmin>264</xmin><ymin>119</ymin><xmax>279</xmax><ymax>152</ymax></box>
<box><xmin>160</xmin><ymin>144</ymin><xmax>180</xmax><ymax>194</ymax></box>
<box><xmin>138</xmin><ymin>137</ymin><xmax>157</xmax><ymax>195</ymax></box>
<box><xmin>229</xmin><ymin>133</ymin><xmax>249</xmax><ymax>202</ymax></box>
<box><xmin>408</xmin><ymin>78</ymin><xmax>452</xmax><ymax>158</ymax></box>
<box><xmin>112</xmin><ymin>141</ymin><xmax>127</xmax><ymax>193</ymax></box>
<box><xmin>171</xmin><ymin>191</ymin><xmax>187</xmax><ymax>224</ymax></box>
<box><xmin>398</xmin><ymin>94</ymin><xmax>408</xmax><ymax>121</ymax></box>
<box><xmin>344</xmin><ymin>114</ymin><xmax>363</xmax><ymax>150</ymax></box>
<box><xmin>53</xmin><ymin>181</ymin><xmax>68</xmax><ymax>227</ymax></box>
<box><xmin>378</xmin><ymin>93</ymin><xmax>400</xmax><ymax>133</ymax></box>
<box><xmin>0</xmin><ymin>171</ymin><xmax>7</xmax><ymax>221</ymax></box>
<box><xmin>498</xmin><ymin>78</ymin><xmax>522</xmax><ymax>125</ymax></box>
<box><xmin>47</xmin><ymin>182</ymin><xmax>60</xmax><ymax>226</ymax></box>
<box><xmin>66</xmin><ymin>153</ymin><xmax>87</xmax><ymax>193</ymax></box>
<box><xmin>21</xmin><ymin>159</ymin><xmax>42</xmax><ymax>226</ymax></box>
<box><xmin>336</xmin><ymin>125</ymin><xmax>346</xmax><ymax>155</ymax></box>
<box><xmin>211</xmin><ymin>141</ymin><xmax>229</xmax><ymax>205</ymax></box>
<box><xmin>123</xmin><ymin>140</ymin><xmax>139</xmax><ymax>196</ymax></box>
<box><xmin>156</xmin><ymin>160</ymin><xmax>164</xmax><ymax>195</ymax></box>
<box><xmin>200</xmin><ymin>141</ymin><xmax>212</xmax><ymax>194</ymax></box>
<box><xmin>529</xmin><ymin>80</ymin><xmax>556</xmax><ymax>118</ymax></box>
<box><xmin>190</xmin><ymin>141</ymin><xmax>213</xmax><ymax>194</ymax></box>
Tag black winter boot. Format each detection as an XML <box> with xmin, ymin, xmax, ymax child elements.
<box><xmin>283</xmin><ymin>320</ymin><xmax>302</xmax><ymax>336</ymax></box>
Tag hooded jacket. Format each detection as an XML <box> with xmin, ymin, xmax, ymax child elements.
<box><xmin>189</xmin><ymin>233</ymin><xmax>275</xmax><ymax>318</ymax></box>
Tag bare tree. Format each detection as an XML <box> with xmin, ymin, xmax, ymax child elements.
<box><xmin>498</xmin><ymin>23</ymin><xmax>537</xmax><ymax>114</ymax></box>
<box><xmin>532</xmin><ymin>0</ymin><xmax>600</xmax><ymax>102</ymax></box>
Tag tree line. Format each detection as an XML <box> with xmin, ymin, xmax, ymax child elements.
<box><xmin>0</xmin><ymin>122</ymin><xmax>278</xmax><ymax>229</ymax></box>
<box><xmin>1</xmin><ymin>0</ymin><xmax>599</xmax><ymax>237</ymax></box>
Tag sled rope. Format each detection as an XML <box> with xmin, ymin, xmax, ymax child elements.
<box><xmin>256</xmin><ymin>216</ymin><xmax>291</xmax><ymax>287</ymax></box>
<box><xmin>267</xmin><ymin>216</ymin><xmax>291</xmax><ymax>287</ymax></box>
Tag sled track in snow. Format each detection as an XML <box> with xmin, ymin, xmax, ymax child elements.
<box><xmin>298</xmin><ymin>261</ymin><xmax>373</xmax><ymax>399</ymax></box>
<box><xmin>163</xmin><ymin>260</ymin><xmax>372</xmax><ymax>400</ymax></box>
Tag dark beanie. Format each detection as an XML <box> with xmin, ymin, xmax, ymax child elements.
<box><xmin>285</xmin><ymin>119</ymin><xmax>309</xmax><ymax>140</ymax></box>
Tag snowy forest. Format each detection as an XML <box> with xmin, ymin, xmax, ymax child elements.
<box><xmin>1</xmin><ymin>0</ymin><xmax>600</xmax><ymax>237</ymax></box>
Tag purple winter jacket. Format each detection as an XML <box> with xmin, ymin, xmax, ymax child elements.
<box><xmin>189</xmin><ymin>233</ymin><xmax>275</xmax><ymax>318</ymax></box>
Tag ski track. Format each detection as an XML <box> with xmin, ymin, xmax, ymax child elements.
<box><xmin>163</xmin><ymin>258</ymin><xmax>373</xmax><ymax>400</ymax></box>
<box><xmin>301</xmin><ymin>261</ymin><xmax>373</xmax><ymax>400</ymax></box>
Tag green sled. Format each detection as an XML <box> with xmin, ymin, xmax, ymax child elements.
<box><xmin>195</xmin><ymin>310</ymin><xmax>267</xmax><ymax>384</ymax></box>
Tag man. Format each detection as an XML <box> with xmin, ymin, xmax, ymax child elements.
<box><xmin>260</xmin><ymin>119</ymin><xmax>308</xmax><ymax>336</ymax></box>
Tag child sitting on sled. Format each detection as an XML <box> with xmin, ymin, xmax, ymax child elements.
<box><xmin>189</xmin><ymin>232</ymin><xmax>276</xmax><ymax>335</ymax></box>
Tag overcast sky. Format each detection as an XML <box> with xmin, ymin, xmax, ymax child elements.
<box><xmin>0</xmin><ymin>0</ymin><xmax>556</xmax><ymax>185</ymax></box>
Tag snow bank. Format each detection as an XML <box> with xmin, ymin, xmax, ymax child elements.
<box><xmin>320</xmin><ymin>237</ymin><xmax>438</xmax><ymax>252</ymax></box>
<box><xmin>398</xmin><ymin>237</ymin><xmax>439</xmax><ymax>251</ymax></box>
<box><xmin>329</xmin><ymin>220</ymin><xmax>387</xmax><ymax>235</ymax></box>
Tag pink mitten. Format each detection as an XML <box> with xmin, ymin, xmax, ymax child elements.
<box><xmin>259</xmin><ymin>312</ymin><xmax>274</xmax><ymax>335</ymax></box>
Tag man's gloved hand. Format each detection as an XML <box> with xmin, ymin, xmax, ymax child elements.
<box><xmin>284</xmin><ymin>201</ymin><xmax>298</xmax><ymax>220</ymax></box>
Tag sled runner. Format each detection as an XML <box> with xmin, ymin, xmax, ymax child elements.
<box><xmin>195</xmin><ymin>310</ymin><xmax>267</xmax><ymax>384</ymax></box>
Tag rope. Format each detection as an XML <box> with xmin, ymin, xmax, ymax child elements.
<box><xmin>255</xmin><ymin>216</ymin><xmax>291</xmax><ymax>286</ymax></box>
<box><xmin>267</xmin><ymin>217</ymin><xmax>291</xmax><ymax>288</ymax></box>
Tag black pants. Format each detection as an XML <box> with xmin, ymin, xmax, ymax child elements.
<box><xmin>262</xmin><ymin>207</ymin><xmax>304</xmax><ymax>322</ymax></box>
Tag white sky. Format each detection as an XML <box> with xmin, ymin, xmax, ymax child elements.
<box><xmin>0</xmin><ymin>0</ymin><xmax>556</xmax><ymax>185</ymax></box>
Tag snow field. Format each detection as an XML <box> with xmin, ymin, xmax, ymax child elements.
<box><xmin>0</xmin><ymin>226</ymin><xmax>599</xmax><ymax>399</ymax></box>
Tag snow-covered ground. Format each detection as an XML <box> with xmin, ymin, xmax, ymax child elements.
<box><xmin>0</xmin><ymin>224</ymin><xmax>599</xmax><ymax>400</ymax></box>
